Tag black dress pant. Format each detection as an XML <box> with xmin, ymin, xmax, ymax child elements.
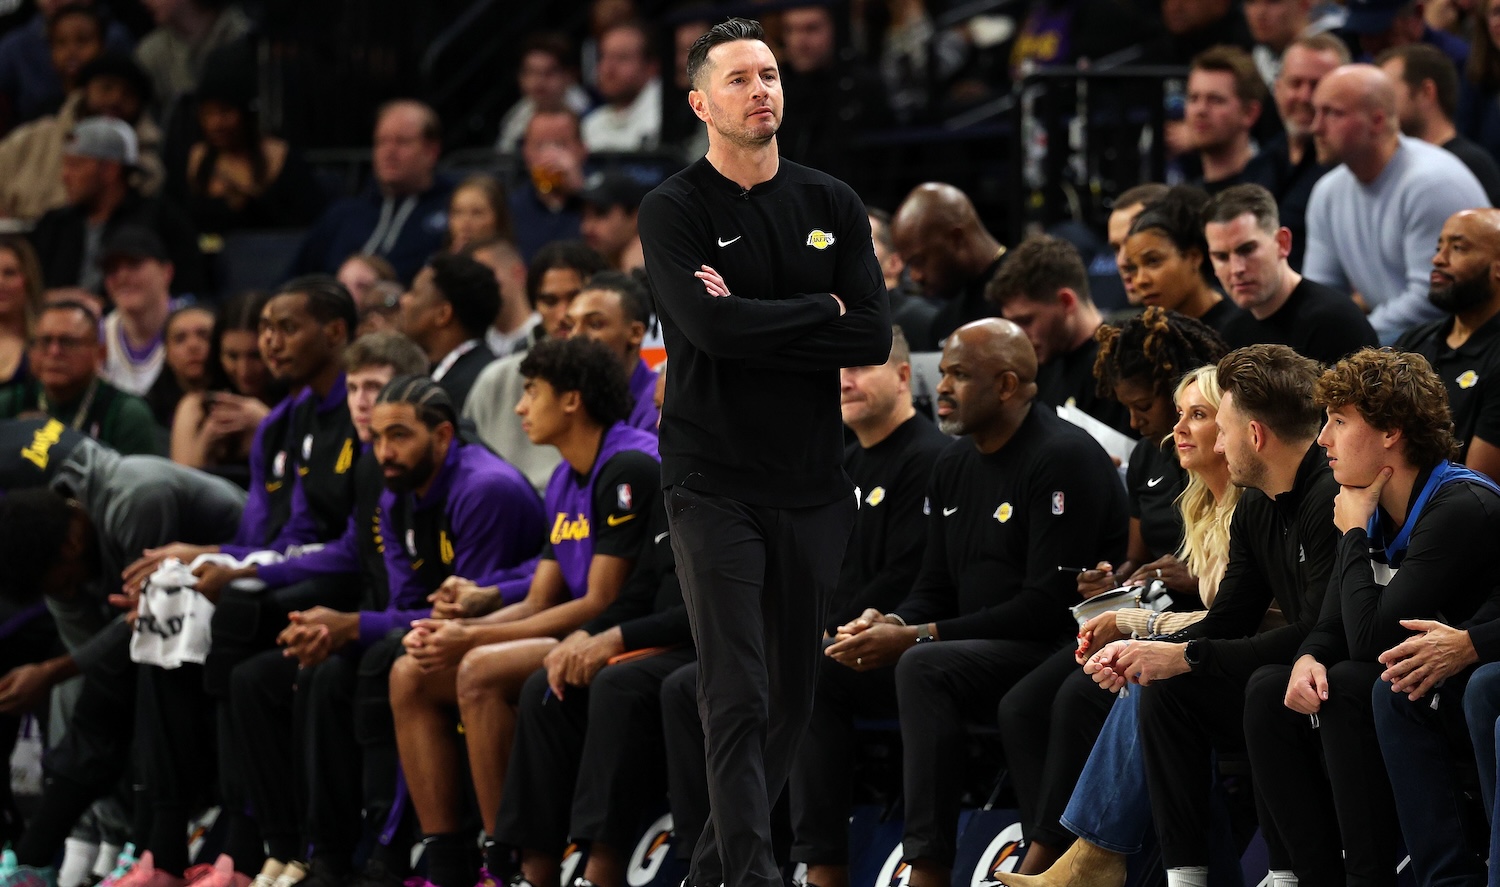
<box><xmin>665</xmin><ymin>486</ymin><xmax>856</xmax><ymax>887</ymax></box>
<box><xmin>996</xmin><ymin>648</ymin><xmax>1116</xmax><ymax>850</ymax></box>
<box><xmin>1244</xmin><ymin>661</ymin><xmax>1400</xmax><ymax>887</ymax></box>
<box><xmin>894</xmin><ymin>638</ymin><xmax>1056</xmax><ymax>868</ymax></box>
<box><xmin>788</xmin><ymin>645</ymin><xmax>898</xmax><ymax>866</ymax></box>
<box><xmin>1139</xmin><ymin>670</ymin><xmax>1249</xmax><ymax>870</ymax></box>
<box><xmin>494</xmin><ymin>647</ymin><xmax>696</xmax><ymax>855</ymax></box>
<box><xmin>230</xmin><ymin>649</ymin><xmax>303</xmax><ymax>861</ymax></box>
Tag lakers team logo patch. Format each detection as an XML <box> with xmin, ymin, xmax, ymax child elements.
<box><xmin>994</xmin><ymin>502</ymin><xmax>1012</xmax><ymax>523</ymax></box>
<box><xmin>1459</xmin><ymin>370</ymin><xmax>1479</xmax><ymax>389</ymax></box>
<box><xmin>805</xmin><ymin>229</ymin><xmax>836</xmax><ymax>250</ymax></box>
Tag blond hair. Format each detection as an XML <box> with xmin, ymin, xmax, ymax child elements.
<box><xmin>1173</xmin><ymin>364</ymin><xmax>1240</xmax><ymax>605</ymax></box>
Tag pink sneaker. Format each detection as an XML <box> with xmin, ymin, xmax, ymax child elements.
<box><xmin>185</xmin><ymin>856</ymin><xmax>249</xmax><ymax>887</ymax></box>
<box><xmin>112</xmin><ymin>854</ymin><xmax>186</xmax><ymax>887</ymax></box>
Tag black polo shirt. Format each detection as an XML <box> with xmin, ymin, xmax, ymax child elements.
<box><xmin>1396</xmin><ymin>311</ymin><xmax>1500</xmax><ymax>461</ymax></box>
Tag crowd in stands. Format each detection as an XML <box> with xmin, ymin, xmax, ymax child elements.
<box><xmin>8</xmin><ymin>2</ymin><xmax>1500</xmax><ymax>887</ymax></box>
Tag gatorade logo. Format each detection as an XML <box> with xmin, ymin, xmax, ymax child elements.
<box><xmin>970</xmin><ymin>823</ymin><xmax>1026</xmax><ymax>886</ymax></box>
<box><xmin>876</xmin><ymin>845</ymin><xmax>913</xmax><ymax>887</ymax></box>
<box><xmin>19</xmin><ymin>419</ymin><xmax>65</xmax><ymax>469</ymax></box>
<box><xmin>626</xmin><ymin>813</ymin><xmax>674</xmax><ymax>886</ymax></box>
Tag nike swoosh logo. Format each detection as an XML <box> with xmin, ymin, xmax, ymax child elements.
<box><xmin>717</xmin><ymin>236</ymin><xmax>742</xmax><ymax>247</ymax></box>
<box><xmin>606</xmin><ymin>513</ymin><xmax>638</xmax><ymax>527</ymax></box>
<box><xmin>1147</xmin><ymin>476</ymin><xmax>1164</xmax><ymax>488</ymax></box>
<box><xmin>942</xmin><ymin>507</ymin><xmax>958</xmax><ymax>516</ymax></box>
<box><xmin>655</xmin><ymin>531</ymin><xmax>670</xmax><ymax>544</ymax></box>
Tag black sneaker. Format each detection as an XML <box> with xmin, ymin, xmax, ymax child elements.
<box><xmin>345</xmin><ymin>860</ymin><xmax>403</xmax><ymax>887</ymax></box>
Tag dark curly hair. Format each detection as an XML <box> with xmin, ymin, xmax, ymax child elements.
<box><xmin>0</xmin><ymin>488</ymin><xmax>79</xmax><ymax>605</ymax></box>
<box><xmin>1315</xmin><ymin>348</ymin><xmax>1459</xmax><ymax>467</ymax></box>
<box><xmin>519</xmin><ymin>337</ymin><xmax>632</xmax><ymax>428</ymax></box>
<box><xmin>1093</xmin><ymin>307</ymin><xmax>1228</xmax><ymax>398</ymax></box>
<box><xmin>1129</xmin><ymin>185</ymin><xmax>1216</xmax><ymax>283</ymax></box>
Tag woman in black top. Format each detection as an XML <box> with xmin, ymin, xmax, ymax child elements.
<box><xmin>179</xmin><ymin>57</ymin><xmax>323</xmax><ymax>237</ymax></box>
<box><xmin>171</xmin><ymin>290</ymin><xmax>277</xmax><ymax>481</ymax></box>
<box><xmin>997</xmin><ymin>307</ymin><xmax>1230</xmax><ymax>877</ymax></box>
<box><xmin>1120</xmin><ymin>186</ymin><xmax>1245</xmax><ymax>336</ymax></box>
<box><xmin>0</xmin><ymin>235</ymin><xmax>45</xmax><ymax>390</ymax></box>
<box><xmin>146</xmin><ymin>303</ymin><xmax>216</xmax><ymax>430</ymax></box>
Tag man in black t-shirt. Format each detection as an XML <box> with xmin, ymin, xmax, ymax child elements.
<box><xmin>1378</xmin><ymin>44</ymin><xmax>1500</xmax><ymax>206</ymax></box>
<box><xmin>1396</xmin><ymin>208</ymin><xmax>1500</xmax><ymax>481</ymax></box>
<box><xmin>1205</xmin><ymin>183</ymin><xmax>1377</xmax><ymax>363</ymax></box>
<box><xmin>892</xmin><ymin>182</ymin><xmax>1007</xmax><ymax>344</ymax></box>
<box><xmin>987</xmin><ymin>235</ymin><xmax>1133</xmax><ymax>435</ymax></box>
<box><xmin>804</xmin><ymin>319</ymin><xmax>1126</xmax><ymax>887</ymax></box>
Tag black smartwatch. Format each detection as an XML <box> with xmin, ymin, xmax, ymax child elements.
<box><xmin>1183</xmin><ymin>638</ymin><xmax>1208</xmax><ymax>672</ymax></box>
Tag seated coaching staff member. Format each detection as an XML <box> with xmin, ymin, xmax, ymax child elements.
<box><xmin>638</xmin><ymin>17</ymin><xmax>891</xmax><ymax>887</ymax></box>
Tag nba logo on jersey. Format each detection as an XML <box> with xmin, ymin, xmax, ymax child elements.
<box><xmin>1051</xmin><ymin>492</ymin><xmax>1065</xmax><ymax>515</ymax></box>
<box><xmin>617</xmin><ymin>484</ymin><xmax>633</xmax><ymax>510</ymax></box>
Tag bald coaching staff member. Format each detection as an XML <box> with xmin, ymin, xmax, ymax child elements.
<box><xmin>638</xmin><ymin>17</ymin><xmax>892</xmax><ymax>887</ymax></box>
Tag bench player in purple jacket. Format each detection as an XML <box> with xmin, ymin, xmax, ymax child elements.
<box><xmin>391</xmin><ymin>337</ymin><xmax>660</xmax><ymax>887</ymax></box>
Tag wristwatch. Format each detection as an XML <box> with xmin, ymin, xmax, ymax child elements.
<box><xmin>915</xmin><ymin>623</ymin><xmax>936</xmax><ymax>644</ymax></box>
<box><xmin>1183</xmin><ymin>639</ymin><xmax>1208</xmax><ymax>672</ymax></box>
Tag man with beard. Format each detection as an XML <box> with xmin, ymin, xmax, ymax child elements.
<box><xmin>1394</xmin><ymin>209</ymin><xmax>1500</xmax><ymax>481</ymax></box>
<box><xmin>892</xmin><ymin>182</ymin><xmax>1007</xmax><ymax>343</ymax></box>
<box><xmin>637</xmin><ymin>19</ymin><xmax>890</xmax><ymax>887</ymax></box>
<box><xmin>787</xmin><ymin>318</ymin><xmax>1126</xmax><ymax>887</ymax></box>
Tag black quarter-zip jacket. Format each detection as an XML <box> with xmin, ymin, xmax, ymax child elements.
<box><xmin>640</xmin><ymin>156</ymin><xmax>892</xmax><ymax>508</ymax></box>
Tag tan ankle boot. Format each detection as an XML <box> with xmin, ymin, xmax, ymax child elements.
<box><xmin>994</xmin><ymin>839</ymin><xmax>1127</xmax><ymax>887</ymax></box>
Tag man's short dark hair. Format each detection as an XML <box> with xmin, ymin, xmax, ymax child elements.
<box><xmin>985</xmin><ymin>235</ymin><xmax>1092</xmax><ymax>307</ymax></box>
<box><xmin>77</xmin><ymin>54</ymin><xmax>153</xmax><ymax>110</ymax></box>
<box><xmin>276</xmin><ymin>275</ymin><xmax>358</xmax><ymax>345</ymax></box>
<box><xmin>1203</xmin><ymin>183</ymin><xmax>1281</xmax><ymax>234</ymax></box>
<box><xmin>376</xmin><ymin>374</ymin><xmax>458</xmax><ymax>431</ymax></box>
<box><xmin>345</xmin><ymin>331</ymin><xmax>429</xmax><ymax>377</ymax></box>
<box><xmin>868</xmin><ymin>206</ymin><xmax>894</xmax><ymax>250</ymax></box>
<box><xmin>581</xmin><ymin>270</ymin><xmax>652</xmax><ymax>326</ymax></box>
<box><xmin>1377</xmin><ymin>43</ymin><xmax>1459</xmax><ymax>121</ymax></box>
<box><xmin>526</xmin><ymin>241</ymin><xmax>610</xmax><ymax>309</ymax></box>
<box><xmin>1191</xmin><ymin>45</ymin><xmax>1267</xmax><ymax>107</ymax></box>
<box><xmin>520</xmin><ymin>31</ymin><xmax>575</xmax><ymax>71</ymax></box>
<box><xmin>41</xmin><ymin>299</ymin><xmax>102</xmax><ymax>331</ymax></box>
<box><xmin>1112</xmin><ymin>183</ymin><xmax>1170</xmax><ymax>213</ymax></box>
<box><xmin>427</xmin><ymin>254</ymin><xmax>501</xmax><ymax>340</ymax></box>
<box><xmin>0</xmin><ymin>488</ymin><xmax>78</xmax><ymax>605</ymax></box>
<box><xmin>1216</xmin><ymin>344</ymin><xmax>1324</xmax><ymax>442</ymax></box>
<box><xmin>519</xmin><ymin>337</ymin><xmax>632</xmax><ymax>428</ymax></box>
<box><xmin>686</xmin><ymin>17</ymin><xmax>766</xmax><ymax>90</ymax></box>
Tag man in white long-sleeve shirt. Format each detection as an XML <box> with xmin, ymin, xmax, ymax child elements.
<box><xmin>1301</xmin><ymin>63</ymin><xmax>1489</xmax><ymax>343</ymax></box>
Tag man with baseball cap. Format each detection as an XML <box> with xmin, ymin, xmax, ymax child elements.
<box><xmin>579</xmin><ymin>170</ymin><xmax>647</xmax><ymax>273</ymax></box>
<box><xmin>100</xmin><ymin>226</ymin><xmax>176</xmax><ymax>397</ymax></box>
<box><xmin>28</xmin><ymin>115</ymin><xmax>202</xmax><ymax>295</ymax></box>
<box><xmin>1342</xmin><ymin>0</ymin><xmax>1469</xmax><ymax>70</ymax></box>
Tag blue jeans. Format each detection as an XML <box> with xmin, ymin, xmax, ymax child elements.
<box><xmin>1059</xmin><ymin>689</ymin><xmax>1150</xmax><ymax>855</ymax></box>
<box><xmin>1462</xmin><ymin>663</ymin><xmax>1500</xmax><ymax>881</ymax></box>
<box><xmin>1373</xmin><ymin>676</ymin><xmax>1486</xmax><ymax>887</ymax></box>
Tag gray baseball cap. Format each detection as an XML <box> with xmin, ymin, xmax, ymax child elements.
<box><xmin>65</xmin><ymin>116</ymin><xmax>139</xmax><ymax>166</ymax></box>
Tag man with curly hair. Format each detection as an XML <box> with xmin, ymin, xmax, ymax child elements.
<box><xmin>1245</xmin><ymin>347</ymin><xmax>1500</xmax><ymax>887</ymax></box>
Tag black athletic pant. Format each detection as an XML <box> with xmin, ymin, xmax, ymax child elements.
<box><xmin>230</xmin><ymin>649</ymin><xmax>303</xmax><ymax>861</ymax></box>
<box><xmin>494</xmin><ymin>647</ymin><xmax>696</xmax><ymax>855</ymax></box>
<box><xmin>894</xmin><ymin>638</ymin><xmax>1056</xmax><ymax>868</ymax></box>
<box><xmin>1139</xmin><ymin>670</ymin><xmax>1250</xmax><ymax>870</ymax></box>
<box><xmin>996</xmin><ymin>648</ymin><xmax>1116</xmax><ymax>850</ymax></box>
<box><xmin>1244</xmin><ymin>661</ymin><xmax>1400</xmax><ymax>887</ymax></box>
<box><xmin>136</xmin><ymin>663</ymin><xmax>219</xmax><ymax>876</ymax></box>
<box><xmin>345</xmin><ymin>635</ymin><xmax>408</xmax><ymax>863</ymax></box>
<box><xmin>665</xmin><ymin>486</ymin><xmax>856</xmax><ymax>887</ymax></box>
<box><xmin>787</xmin><ymin>642</ymin><xmax>898</xmax><ymax>866</ymax></box>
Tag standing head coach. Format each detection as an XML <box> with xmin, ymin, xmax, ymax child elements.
<box><xmin>638</xmin><ymin>17</ymin><xmax>892</xmax><ymax>887</ymax></box>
